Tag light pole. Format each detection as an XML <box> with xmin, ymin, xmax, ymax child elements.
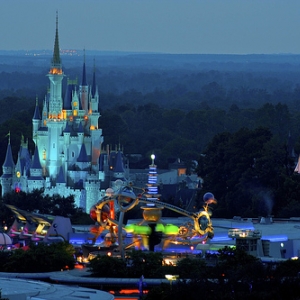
<box><xmin>165</xmin><ymin>274</ymin><xmax>179</xmax><ymax>290</ymax></box>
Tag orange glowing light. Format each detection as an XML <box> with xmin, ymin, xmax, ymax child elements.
<box><xmin>109</xmin><ymin>200</ymin><xmax>115</xmax><ymax>220</ymax></box>
<box><xmin>74</xmin><ymin>264</ymin><xmax>84</xmax><ymax>269</ymax></box>
<box><xmin>49</xmin><ymin>68</ymin><xmax>63</xmax><ymax>75</ymax></box>
<box><xmin>110</xmin><ymin>289</ymin><xmax>148</xmax><ymax>295</ymax></box>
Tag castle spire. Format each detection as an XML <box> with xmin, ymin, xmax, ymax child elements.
<box><xmin>82</xmin><ymin>49</ymin><xmax>87</xmax><ymax>86</ymax></box>
<box><xmin>91</xmin><ymin>58</ymin><xmax>97</xmax><ymax>98</ymax></box>
<box><xmin>3</xmin><ymin>132</ymin><xmax>14</xmax><ymax>168</ymax></box>
<box><xmin>33</xmin><ymin>96</ymin><xmax>41</xmax><ymax>120</ymax></box>
<box><xmin>50</xmin><ymin>11</ymin><xmax>62</xmax><ymax>73</ymax></box>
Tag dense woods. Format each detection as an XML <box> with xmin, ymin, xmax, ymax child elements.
<box><xmin>1</xmin><ymin>53</ymin><xmax>300</xmax><ymax>218</ymax></box>
<box><xmin>89</xmin><ymin>248</ymin><xmax>300</xmax><ymax>299</ymax></box>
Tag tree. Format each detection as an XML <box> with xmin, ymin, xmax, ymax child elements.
<box><xmin>125</xmin><ymin>250</ymin><xmax>165</xmax><ymax>278</ymax></box>
<box><xmin>88</xmin><ymin>254</ymin><xmax>127</xmax><ymax>277</ymax></box>
<box><xmin>1</xmin><ymin>242</ymin><xmax>75</xmax><ymax>272</ymax></box>
<box><xmin>197</xmin><ymin>127</ymin><xmax>294</xmax><ymax>217</ymax></box>
<box><xmin>176</xmin><ymin>257</ymin><xmax>207</xmax><ymax>279</ymax></box>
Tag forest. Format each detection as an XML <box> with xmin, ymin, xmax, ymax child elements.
<box><xmin>1</xmin><ymin>52</ymin><xmax>300</xmax><ymax>218</ymax></box>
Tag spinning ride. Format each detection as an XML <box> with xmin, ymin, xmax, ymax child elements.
<box><xmin>89</xmin><ymin>186</ymin><xmax>217</xmax><ymax>255</ymax></box>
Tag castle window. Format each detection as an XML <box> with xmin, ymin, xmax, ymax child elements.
<box><xmin>72</xmin><ymin>151</ymin><xmax>75</xmax><ymax>158</ymax></box>
<box><xmin>43</xmin><ymin>149</ymin><xmax>46</xmax><ymax>160</ymax></box>
<box><xmin>53</xmin><ymin>143</ymin><xmax>55</xmax><ymax>148</ymax></box>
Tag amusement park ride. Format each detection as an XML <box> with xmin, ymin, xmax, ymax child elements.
<box><xmin>88</xmin><ymin>186</ymin><xmax>217</xmax><ymax>257</ymax></box>
<box><xmin>6</xmin><ymin>154</ymin><xmax>217</xmax><ymax>257</ymax></box>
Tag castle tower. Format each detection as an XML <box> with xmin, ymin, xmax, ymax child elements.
<box><xmin>32</xmin><ymin>97</ymin><xmax>41</xmax><ymax>141</ymax></box>
<box><xmin>42</xmin><ymin>97</ymin><xmax>48</xmax><ymax>127</ymax></box>
<box><xmin>56</xmin><ymin>165</ymin><xmax>66</xmax><ymax>195</ymax></box>
<box><xmin>0</xmin><ymin>133</ymin><xmax>14</xmax><ymax>196</ymax></box>
<box><xmin>89</xmin><ymin>60</ymin><xmax>100</xmax><ymax>130</ymax></box>
<box><xmin>47</xmin><ymin>12</ymin><xmax>64</xmax><ymax>119</ymax></box>
<box><xmin>0</xmin><ymin>14</ymin><xmax>107</xmax><ymax>213</ymax></box>
<box><xmin>27</xmin><ymin>146</ymin><xmax>44</xmax><ymax>191</ymax></box>
<box><xmin>46</xmin><ymin>12</ymin><xmax>65</xmax><ymax>178</ymax></box>
<box><xmin>88</xmin><ymin>60</ymin><xmax>103</xmax><ymax>170</ymax></box>
<box><xmin>113</xmin><ymin>148</ymin><xmax>125</xmax><ymax>180</ymax></box>
<box><xmin>84</xmin><ymin>175</ymin><xmax>101</xmax><ymax>213</ymax></box>
<box><xmin>79</xmin><ymin>51</ymin><xmax>89</xmax><ymax>115</ymax></box>
<box><xmin>14</xmin><ymin>135</ymin><xmax>31</xmax><ymax>193</ymax></box>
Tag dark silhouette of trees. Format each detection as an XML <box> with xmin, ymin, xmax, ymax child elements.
<box><xmin>0</xmin><ymin>242</ymin><xmax>75</xmax><ymax>272</ymax></box>
<box><xmin>197</xmin><ymin>127</ymin><xmax>296</xmax><ymax>218</ymax></box>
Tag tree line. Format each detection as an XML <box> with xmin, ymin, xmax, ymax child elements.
<box><xmin>88</xmin><ymin>247</ymin><xmax>300</xmax><ymax>300</ymax></box>
<box><xmin>1</xmin><ymin>243</ymin><xmax>300</xmax><ymax>299</ymax></box>
<box><xmin>0</xmin><ymin>97</ymin><xmax>300</xmax><ymax>218</ymax></box>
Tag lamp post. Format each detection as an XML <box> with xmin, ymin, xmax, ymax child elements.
<box><xmin>165</xmin><ymin>274</ymin><xmax>179</xmax><ymax>290</ymax></box>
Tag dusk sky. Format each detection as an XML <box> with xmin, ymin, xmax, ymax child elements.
<box><xmin>1</xmin><ymin>0</ymin><xmax>300</xmax><ymax>54</ymax></box>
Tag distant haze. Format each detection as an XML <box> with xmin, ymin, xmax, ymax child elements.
<box><xmin>1</xmin><ymin>0</ymin><xmax>300</xmax><ymax>55</ymax></box>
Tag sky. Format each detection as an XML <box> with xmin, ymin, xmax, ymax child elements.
<box><xmin>1</xmin><ymin>0</ymin><xmax>300</xmax><ymax>55</ymax></box>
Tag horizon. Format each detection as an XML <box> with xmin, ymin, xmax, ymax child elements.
<box><xmin>1</xmin><ymin>49</ymin><xmax>300</xmax><ymax>57</ymax></box>
<box><xmin>0</xmin><ymin>1</ymin><xmax>300</xmax><ymax>55</ymax></box>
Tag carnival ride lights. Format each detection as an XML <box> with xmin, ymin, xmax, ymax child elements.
<box><xmin>145</xmin><ymin>154</ymin><xmax>160</xmax><ymax>206</ymax></box>
<box><xmin>89</xmin><ymin>185</ymin><xmax>217</xmax><ymax>255</ymax></box>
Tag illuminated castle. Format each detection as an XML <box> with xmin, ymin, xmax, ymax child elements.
<box><xmin>0</xmin><ymin>14</ymin><xmax>127</xmax><ymax>212</ymax></box>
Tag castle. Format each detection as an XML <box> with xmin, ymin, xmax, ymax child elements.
<box><xmin>0</xmin><ymin>15</ymin><xmax>127</xmax><ymax>213</ymax></box>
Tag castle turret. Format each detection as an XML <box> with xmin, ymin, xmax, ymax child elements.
<box><xmin>28</xmin><ymin>146</ymin><xmax>44</xmax><ymax>192</ymax></box>
<box><xmin>77</xmin><ymin>121</ymin><xmax>84</xmax><ymax>144</ymax></box>
<box><xmin>71</xmin><ymin>89</ymin><xmax>80</xmax><ymax>117</ymax></box>
<box><xmin>113</xmin><ymin>149</ymin><xmax>125</xmax><ymax>180</ymax></box>
<box><xmin>14</xmin><ymin>136</ymin><xmax>31</xmax><ymax>193</ymax></box>
<box><xmin>46</xmin><ymin>12</ymin><xmax>65</xmax><ymax>178</ymax></box>
<box><xmin>89</xmin><ymin>60</ymin><xmax>100</xmax><ymax>129</ymax></box>
<box><xmin>88</xmin><ymin>60</ymin><xmax>103</xmax><ymax>170</ymax></box>
<box><xmin>32</xmin><ymin>97</ymin><xmax>41</xmax><ymax>143</ymax></box>
<box><xmin>0</xmin><ymin>133</ymin><xmax>15</xmax><ymax>196</ymax></box>
<box><xmin>42</xmin><ymin>97</ymin><xmax>48</xmax><ymax>127</ymax></box>
<box><xmin>79</xmin><ymin>52</ymin><xmax>89</xmax><ymax>114</ymax></box>
<box><xmin>56</xmin><ymin>165</ymin><xmax>66</xmax><ymax>195</ymax></box>
<box><xmin>63</xmin><ymin>122</ymin><xmax>71</xmax><ymax>145</ymax></box>
<box><xmin>77</xmin><ymin>143</ymin><xmax>89</xmax><ymax>170</ymax></box>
